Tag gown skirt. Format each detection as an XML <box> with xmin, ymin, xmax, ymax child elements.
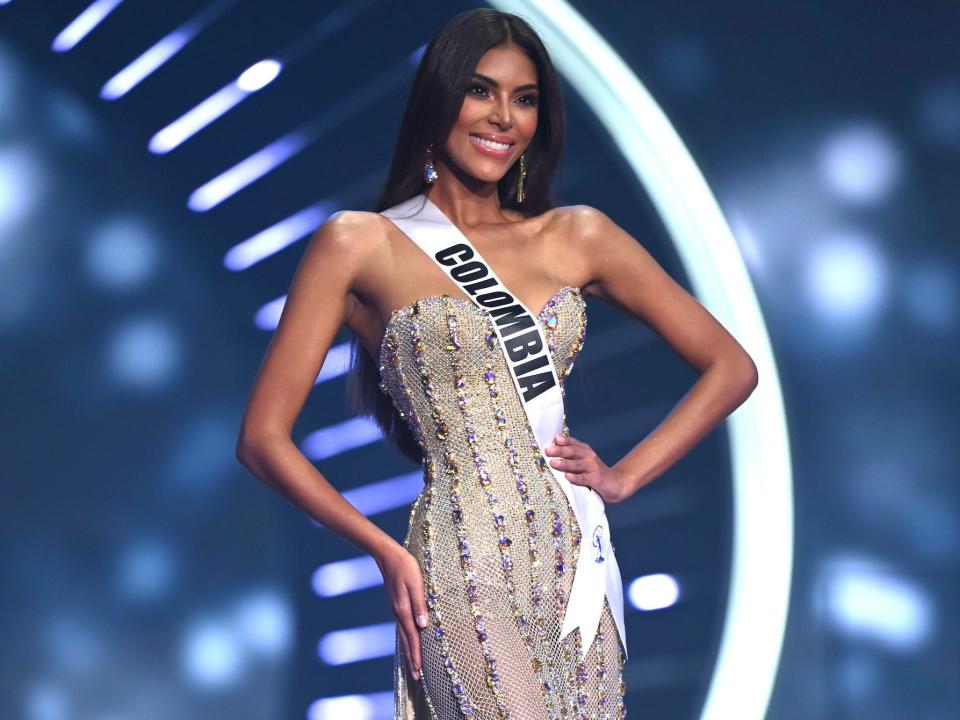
<box><xmin>377</xmin><ymin>285</ymin><xmax>627</xmax><ymax>720</ymax></box>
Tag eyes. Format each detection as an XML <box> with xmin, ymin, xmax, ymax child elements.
<box><xmin>467</xmin><ymin>83</ymin><xmax>538</xmax><ymax>106</ymax></box>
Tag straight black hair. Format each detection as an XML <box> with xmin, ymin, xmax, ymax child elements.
<box><xmin>347</xmin><ymin>8</ymin><xmax>567</xmax><ymax>465</ymax></box>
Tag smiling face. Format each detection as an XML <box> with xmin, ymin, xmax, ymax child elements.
<box><xmin>440</xmin><ymin>43</ymin><xmax>540</xmax><ymax>187</ymax></box>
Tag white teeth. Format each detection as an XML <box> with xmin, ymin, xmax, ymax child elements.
<box><xmin>471</xmin><ymin>135</ymin><xmax>511</xmax><ymax>151</ymax></box>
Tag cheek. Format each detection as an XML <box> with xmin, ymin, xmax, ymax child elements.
<box><xmin>445</xmin><ymin>116</ymin><xmax>471</xmax><ymax>151</ymax></box>
<box><xmin>454</xmin><ymin>101</ymin><xmax>486</xmax><ymax>128</ymax></box>
<box><xmin>519</xmin><ymin>110</ymin><xmax>538</xmax><ymax>138</ymax></box>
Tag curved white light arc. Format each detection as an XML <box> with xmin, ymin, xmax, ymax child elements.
<box><xmin>489</xmin><ymin>2</ymin><xmax>794</xmax><ymax>718</ymax></box>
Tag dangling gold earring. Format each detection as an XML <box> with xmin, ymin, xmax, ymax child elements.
<box><xmin>515</xmin><ymin>152</ymin><xmax>527</xmax><ymax>203</ymax></box>
<box><xmin>424</xmin><ymin>143</ymin><xmax>439</xmax><ymax>184</ymax></box>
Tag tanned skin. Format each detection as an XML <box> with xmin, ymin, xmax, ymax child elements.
<box><xmin>236</xmin><ymin>43</ymin><xmax>758</xmax><ymax>681</ymax></box>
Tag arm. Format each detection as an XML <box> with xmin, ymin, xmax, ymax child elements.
<box><xmin>546</xmin><ymin>206</ymin><xmax>758</xmax><ymax>502</ymax></box>
<box><xmin>235</xmin><ymin>211</ymin><xmax>430</xmax><ymax>678</ymax></box>
<box><xmin>234</xmin><ymin>211</ymin><xmax>398</xmax><ymax>560</ymax></box>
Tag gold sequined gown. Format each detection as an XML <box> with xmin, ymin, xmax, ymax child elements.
<box><xmin>378</xmin><ymin>284</ymin><xmax>627</xmax><ymax>720</ymax></box>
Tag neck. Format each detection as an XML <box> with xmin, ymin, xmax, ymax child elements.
<box><xmin>424</xmin><ymin>156</ymin><xmax>510</xmax><ymax>228</ymax></box>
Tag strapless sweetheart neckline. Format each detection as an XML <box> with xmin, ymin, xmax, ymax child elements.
<box><xmin>377</xmin><ymin>283</ymin><xmax>583</xmax><ymax>360</ymax></box>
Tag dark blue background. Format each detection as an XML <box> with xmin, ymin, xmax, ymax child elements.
<box><xmin>1</xmin><ymin>1</ymin><xmax>956</xmax><ymax>718</ymax></box>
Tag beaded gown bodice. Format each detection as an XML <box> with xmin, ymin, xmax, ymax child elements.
<box><xmin>378</xmin><ymin>284</ymin><xmax>627</xmax><ymax>720</ymax></box>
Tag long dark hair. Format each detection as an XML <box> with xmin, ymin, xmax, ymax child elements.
<box><xmin>346</xmin><ymin>8</ymin><xmax>567</xmax><ymax>465</ymax></box>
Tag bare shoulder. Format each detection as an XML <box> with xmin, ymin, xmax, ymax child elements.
<box><xmin>542</xmin><ymin>204</ymin><xmax>621</xmax><ymax>293</ymax></box>
<box><xmin>551</xmin><ymin>203</ymin><xmax>617</xmax><ymax>239</ymax></box>
<box><xmin>301</xmin><ymin>209</ymin><xmax>396</xmax><ymax>279</ymax></box>
<box><xmin>296</xmin><ymin>210</ymin><xmax>393</xmax><ymax>316</ymax></box>
<box><xmin>311</xmin><ymin>209</ymin><xmax>389</xmax><ymax>254</ymax></box>
<box><xmin>561</xmin><ymin>204</ymin><xmax>647</xmax><ymax>256</ymax></box>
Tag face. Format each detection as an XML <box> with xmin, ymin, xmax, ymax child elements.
<box><xmin>440</xmin><ymin>43</ymin><xmax>539</xmax><ymax>186</ymax></box>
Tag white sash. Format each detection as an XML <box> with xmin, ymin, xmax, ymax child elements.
<box><xmin>380</xmin><ymin>193</ymin><xmax>627</xmax><ymax>660</ymax></box>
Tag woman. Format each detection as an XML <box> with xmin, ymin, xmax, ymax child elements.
<box><xmin>236</xmin><ymin>8</ymin><xmax>758</xmax><ymax>719</ymax></box>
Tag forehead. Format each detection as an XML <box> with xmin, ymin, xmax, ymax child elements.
<box><xmin>474</xmin><ymin>44</ymin><xmax>538</xmax><ymax>83</ymax></box>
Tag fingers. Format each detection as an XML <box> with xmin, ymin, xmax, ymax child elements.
<box><xmin>554</xmin><ymin>433</ymin><xmax>584</xmax><ymax>449</ymax></box>
<box><xmin>546</xmin><ymin>435</ymin><xmax>592</xmax><ymax>459</ymax></box>
<box><xmin>545</xmin><ymin>443</ymin><xmax>572</xmax><ymax>458</ymax></box>
<box><xmin>545</xmin><ymin>434</ymin><xmax>571</xmax><ymax>455</ymax></box>
<box><xmin>410</xmin><ymin>579</ymin><xmax>430</xmax><ymax>636</ymax></box>
<box><xmin>408</xmin><ymin>581</ymin><xmax>429</xmax><ymax>677</ymax></box>
<box><xmin>545</xmin><ymin>443</ymin><xmax>576</xmax><ymax>462</ymax></box>
<box><xmin>394</xmin><ymin>593</ymin><xmax>416</xmax><ymax>674</ymax></box>
<box><xmin>396</xmin><ymin>595</ymin><xmax>423</xmax><ymax>681</ymax></box>
<box><xmin>549</xmin><ymin>455</ymin><xmax>590</xmax><ymax>473</ymax></box>
<box><xmin>396</xmin><ymin>618</ymin><xmax>413</xmax><ymax>678</ymax></box>
<box><xmin>545</xmin><ymin>440</ymin><xmax>595</xmax><ymax>485</ymax></box>
<box><xmin>564</xmin><ymin>471</ymin><xmax>594</xmax><ymax>489</ymax></box>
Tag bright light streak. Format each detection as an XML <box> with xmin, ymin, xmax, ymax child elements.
<box><xmin>189</xmin><ymin>54</ymin><xmax>417</xmax><ymax>210</ymax></box>
<box><xmin>307</xmin><ymin>691</ymin><xmax>393</xmax><ymax>720</ymax></box>
<box><xmin>317</xmin><ymin>621</ymin><xmax>395</xmax><ymax>665</ymax></box>
<box><xmin>237</xmin><ymin>59</ymin><xmax>281</xmax><ymax>91</ymax></box>
<box><xmin>224</xmin><ymin>202</ymin><xmax>329</xmax><ymax>270</ymax></box>
<box><xmin>301</xmin><ymin>416</ymin><xmax>382</xmax><ymax>460</ymax></box>
<box><xmin>314</xmin><ymin>342</ymin><xmax>352</xmax><ymax>384</ymax></box>
<box><xmin>148</xmin><ymin>59</ymin><xmax>283</xmax><ymax>154</ymax></box>
<box><xmin>252</xmin><ymin>303</ymin><xmax>353</xmax><ymax>387</ymax></box>
<box><xmin>253</xmin><ymin>295</ymin><xmax>286</xmax><ymax>331</ymax></box>
<box><xmin>100</xmin><ymin>0</ymin><xmax>239</xmax><ymax>99</ymax></box>
<box><xmin>52</xmin><ymin>0</ymin><xmax>124</xmax><ymax>52</ymax></box>
<box><xmin>149</xmin><ymin>87</ymin><xmax>241</xmax><ymax>154</ymax></box>
<box><xmin>253</xmin><ymin>305</ymin><xmax>352</xmax><ymax>384</ymax></box>
<box><xmin>307</xmin><ymin>468</ymin><xmax>424</xmax><ymax>537</ymax></box>
<box><xmin>410</xmin><ymin>43</ymin><xmax>427</xmax><ymax>64</ymax></box>
<box><xmin>312</xmin><ymin>556</ymin><xmax>382</xmax><ymax>597</ymax></box>
<box><xmin>340</xmin><ymin>470</ymin><xmax>423</xmax><ymax>516</ymax></box>
<box><xmin>306</xmin><ymin>469</ymin><xmax>423</xmax><ymax>534</ymax></box>
<box><xmin>188</xmin><ymin>131</ymin><xmax>309</xmax><ymax>211</ymax></box>
<box><xmin>101</xmin><ymin>31</ymin><xmax>190</xmax><ymax>100</ymax></box>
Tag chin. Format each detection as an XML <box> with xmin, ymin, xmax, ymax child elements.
<box><xmin>475</xmin><ymin>169</ymin><xmax>507</xmax><ymax>183</ymax></box>
<box><xmin>469</xmin><ymin>161</ymin><xmax>510</xmax><ymax>181</ymax></box>
<box><xmin>446</xmin><ymin>149</ymin><xmax>511</xmax><ymax>184</ymax></box>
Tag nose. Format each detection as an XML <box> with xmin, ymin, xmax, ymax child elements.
<box><xmin>489</xmin><ymin>94</ymin><xmax>513</xmax><ymax>129</ymax></box>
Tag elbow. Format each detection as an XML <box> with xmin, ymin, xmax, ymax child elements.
<box><xmin>736</xmin><ymin>355</ymin><xmax>759</xmax><ymax>401</ymax></box>
<box><xmin>712</xmin><ymin>349</ymin><xmax>758</xmax><ymax>403</ymax></box>
<box><xmin>744</xmin><ymin>356</ymin><xmax>759</xmax><ymax>389</ymax></box>
<box><xmin>235</xmin><ymin>436</ymin><xmax>255</xmax><ymax>467</ymax></box>
<box><xmin>235</xmin><ymin>432</ymin><xmax>265</xmax><ymax>468</ymax></box>
<box><xmin>236</xmin><ymin>427</ymin><xmax>288</xmax><ymax>467</ymax></box>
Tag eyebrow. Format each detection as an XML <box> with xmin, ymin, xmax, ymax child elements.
<box><xmin>471</xmin><ymin>72</ymin><xmax>539</xmax><ymax>93</ymax></box>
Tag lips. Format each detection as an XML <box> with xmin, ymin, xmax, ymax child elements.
<box><xmin>470</xmin><ymin>132</ymin><xmax>515</xmax><ymax>145</ymax></box>
<box><xmin>469</xmin><ymin>133</ymin><xmax>514</xmax><ymax>158</ymax></box>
